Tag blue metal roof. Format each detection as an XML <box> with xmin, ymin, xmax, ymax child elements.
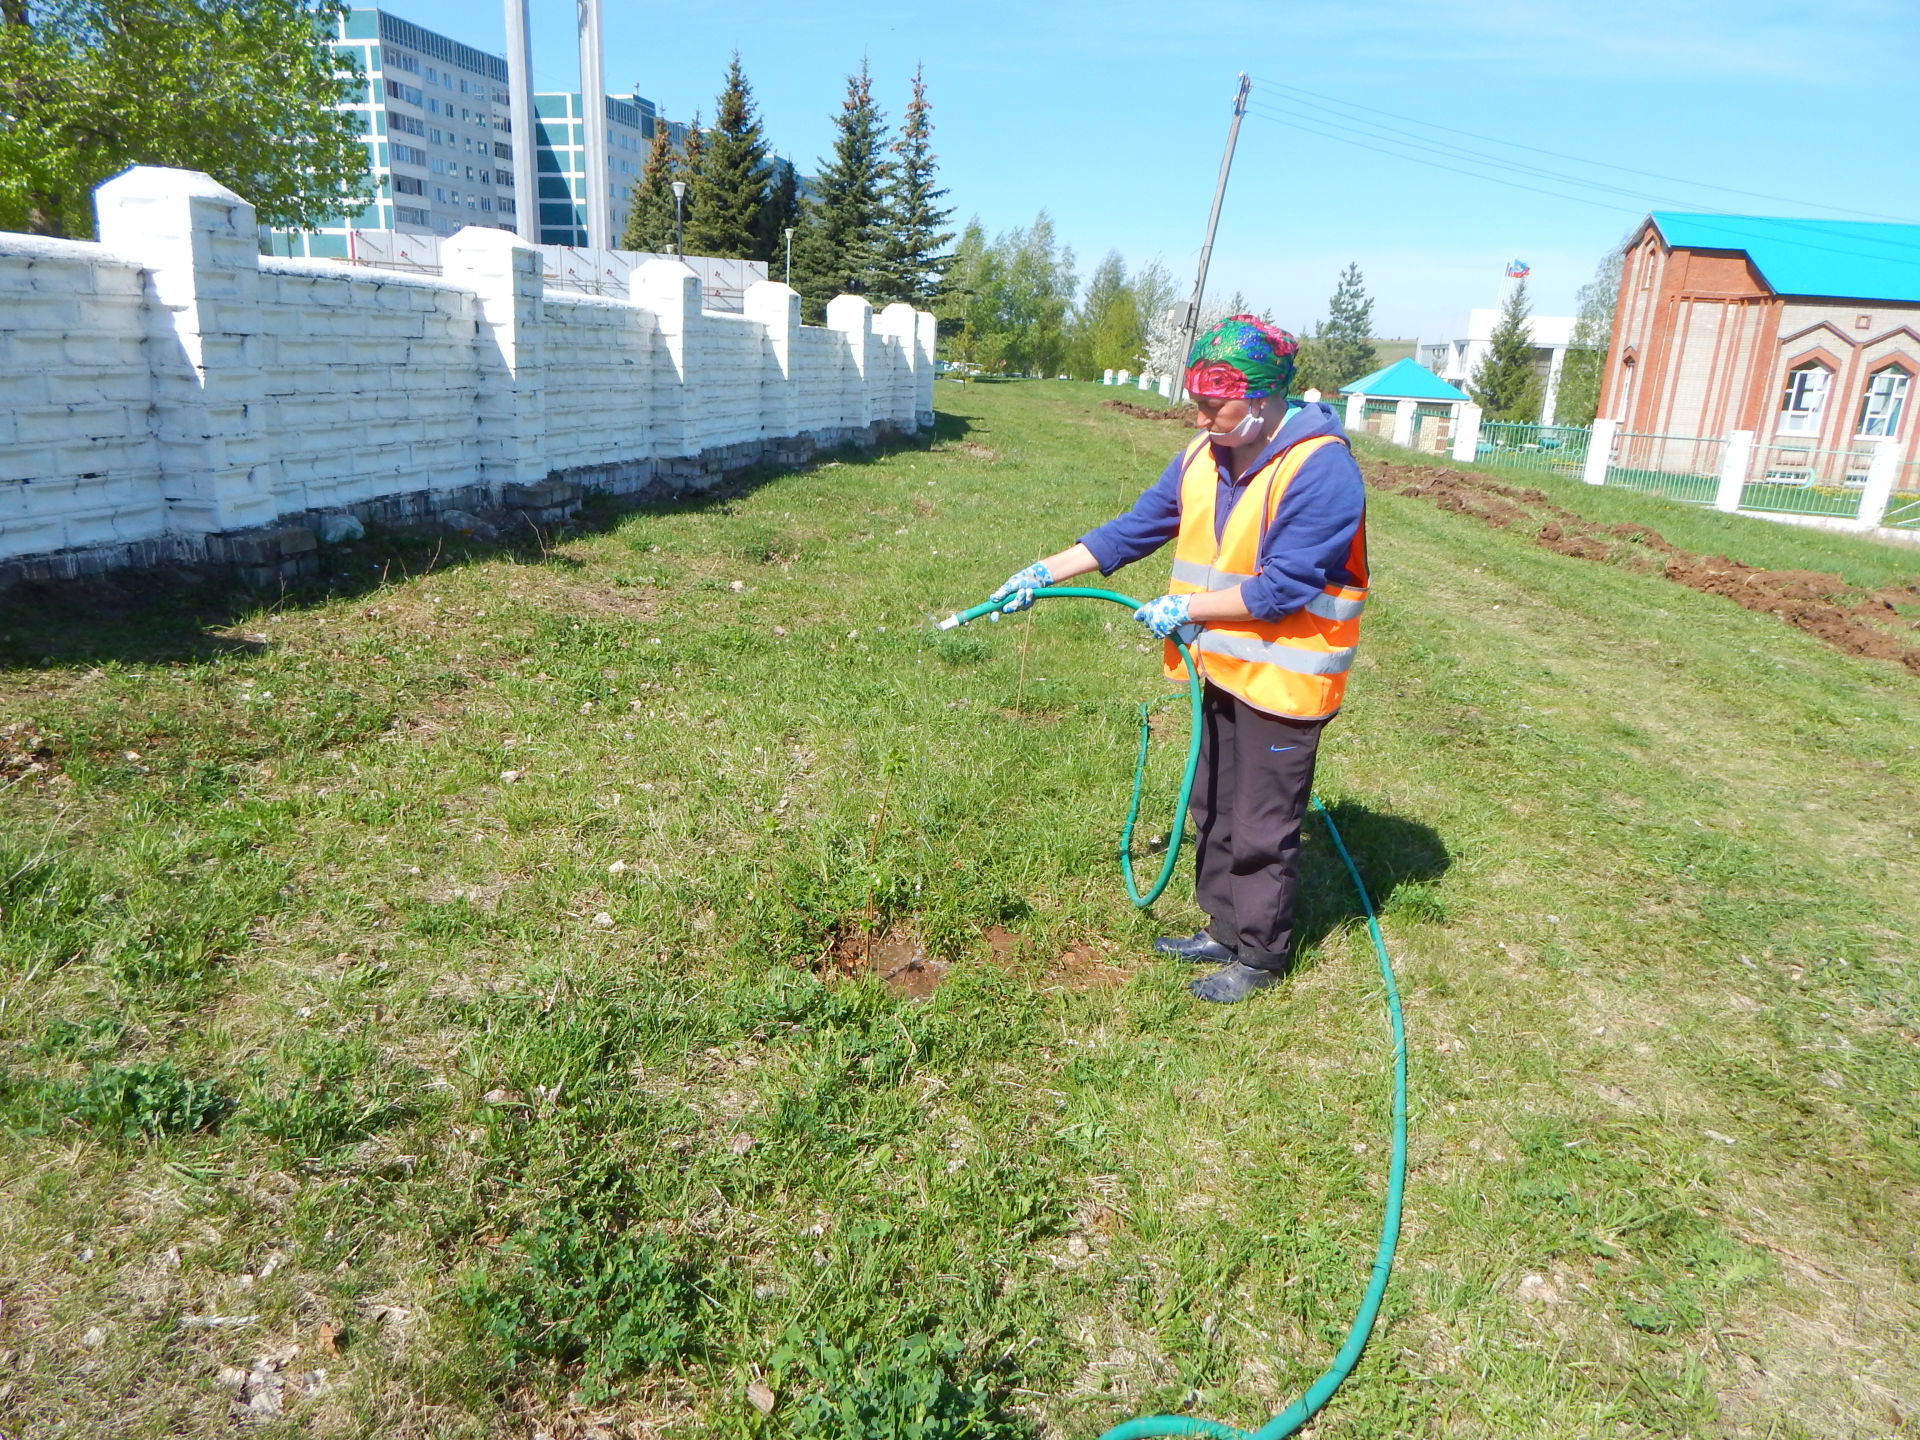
<box><xmin>1649</xmin><ymin>212</ymin><xmax>1920</xmax><ymax>304</ymax></box>
<box><xmin>1340</xmin><ymin>357</ymin><xmax>1470</xmax><ymax>402</ymax></box>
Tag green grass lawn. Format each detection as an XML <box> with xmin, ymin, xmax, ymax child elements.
<box><xmin>2</xmin><ymin>380</ymin><xmax>1918</xmax><ymax>1439</ymax></box>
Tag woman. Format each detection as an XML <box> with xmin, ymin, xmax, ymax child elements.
<box><xmin>989</xmin><ymin>316</ymin><xmax>1369</xmax><ymax>1002</ymax></box>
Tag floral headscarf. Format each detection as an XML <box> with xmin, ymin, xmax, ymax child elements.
<box><xmin>1184</xmin><ymin>314</ymin><xmax>1300</xmax><ymax>400</ymax></box>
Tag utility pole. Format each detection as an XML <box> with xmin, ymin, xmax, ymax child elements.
<box><xmin>504</xmin><ymin>0</ymin><xmax>537</xmax><ymax>243</ymax></box>
<box><xmin>576</xmin><ymin>0</ymin><xmax>611</xmax><ymax>249</ymax></box>
<box><xmin>1179</xmin><ymin>73</ymin><xmax>1250</xmax><ymax>398</ymax></box>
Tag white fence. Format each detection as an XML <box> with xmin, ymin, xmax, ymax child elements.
<box><xmin>1426</xmin><ymin>407</ymin><xmax>1916</xmax><ymax>540</ymax></box>
<box><xmin>0</xmin><ymin>167</ymin><xmax>936</xmax><ymax>581</ymax></box>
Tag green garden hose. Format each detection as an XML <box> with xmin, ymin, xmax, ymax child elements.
<box><xmin>938</xmin><ymin>586</ymin><xmax>1409</xmax><ymax>1440</ymax></box>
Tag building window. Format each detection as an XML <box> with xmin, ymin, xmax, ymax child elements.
<box><xmin>392</xmin><ymin>143</ymin><xmax>426</xmax><ymax>166</ymax></box>
<box><xmin>435</xmin><ymin>186</ymin><xmax>446</xmax><ymax>203</ymax></box>
<box><xmin>396</xmin><ymin>204</ymin><xmax>430</xmax><ymax>226</ymax></box>
<box><xmin>1777</xmin><ymin>364</ymin><xmax>1830</xmax><ymax>436</ymax></box>
<box><xmin>394</xmin><ymin>174</ymin><xmax>424</xmax><ymax>196</ymax></box>
<box><xmin>387</xmin><ymin>110</ymin><xmax>424</xmax><ymax>137</ymax></box>
<box><xmin>1858</xmin><ymin>366</ymin><xmax>1911</xmax><ymax>438</ymax></box>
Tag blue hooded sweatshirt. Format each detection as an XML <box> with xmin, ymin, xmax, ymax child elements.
<box><xmin>1077</xmin><ymin>402</ymin><xmax>1368</xmax><ymax>622</ymax></box>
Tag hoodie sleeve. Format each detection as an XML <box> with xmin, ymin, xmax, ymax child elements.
<box><xmin>1075</xmin><ymin>448</ymin><xmax>1188</xmax><ymax>574</ymax></box>
<box><xmin>1239</xmin><ymin>443</ymin><xmax>1367</xmax><ymax>621</ymax></box>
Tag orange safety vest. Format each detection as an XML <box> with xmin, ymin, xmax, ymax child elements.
<box><xmin>1162</xmin><ymin>432</ymin><xmax>1368</xmax><ymax>720</ymax></box>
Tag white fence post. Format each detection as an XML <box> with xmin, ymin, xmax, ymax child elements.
<box><xmin>1715</xmin><ymin>429</ymin><xmax>1755</xmax><ymax>512</ymax></box>
<box><xmin>1391</xmin><ymin>399</ymin><xmax>1416</xmax><ymax>448</ymax></box>
<box><xmin>1857</xmin><ymin>438</ymin><xmax>1902</xmax><ymax>528</ymax></box>
<box><xmin>1344</xmin><ymin>391</ymin><xmax>1365</xmax><ymax>432</ymax></box>
<box><xmin>94</xmin><ymin>166</ymin><xmax>273</xmax><ymax>537</ymax></box>
<box><xmin>1451</xmin><ymin>403</ymin><xmax>1482</xmax><ymax>464</ymax></box>
<box><xmin>1102</xmin><ymin>369</ymin><xmax>1114</xmax><ymax>385</ymax></box>
<box><xmin>443</xmin><ymin>226</ymin><xmax>548</xmax><ymax>497</ymax></box>
<box><xmin>1583</xmin><ymin>417</ymin><xmax>1618</xmax><ymax>486</ymax></box>
<box><xmin>826</xmin><ymin>293</ymin><xmax>874</xmax><ymax>432</ymax></box>
<box><xmin>744</xmin><ymin>280</ymin><xmax>800</xmax><ymax>441</ymax></box>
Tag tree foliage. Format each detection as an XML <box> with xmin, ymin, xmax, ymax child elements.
<box><xmin>789</xmin><ymin>61</ymin><xmax>890</xmax><ymax>321</ymax></box>
<box><xmin>684</xmin><ymin>53</ymin><xmax>770</xmax><ymax>261</ymax></box>
<box><xmin>1067</xmin><ymin>252</ymin><xmax>1144</xmax><ymax>378</ymax></box>
<box><xmin>1554</xmin><ymin>243</ymin><xmax>1627</xmax><ymax>427</ymax></box>
<box><xmin>874</xmin><ymin>64</ymin><xmax>952</xmax><ymax>307</ymax></box>
<box><xmin>0</xmin><ymin>0</ymin><xmax>371</xmax><ymax>238</ymax></box>
<box><xmin>620</xmin><ymin>117</ymin><xmax>682</xmax><ymax>253</ymax></box>
<box><xmin>1296</xmin><ymin>262</ymin><xmax>1377</xmax><ymax>394</ymax></box>
<box><xmin>939</xmin><ymin>211</ymin><xmax>1075</xmax><ymax>376</ymax></box>
<box><xmin>1470</xmin><ymin>277</ymin><xmax>1543</xmax><ymax>422</ymax></box>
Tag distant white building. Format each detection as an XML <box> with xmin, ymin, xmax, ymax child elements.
<box><xmin>1420</xmin><ymin>308</ymin><xmax>1577</xmax><ymax>424</ymax></box>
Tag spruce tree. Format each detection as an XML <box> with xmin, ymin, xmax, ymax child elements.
<box><xmin>1296</xmin><ymin>262</ymin><xmax>1376</xmax><ymax>393</ymax></box>
<box><xmin>876</xmin><ymin>64</ymin><xmax>953</xmax><ymax>307</ymax></box>
<box><xmin>758</xmin><ymin>157</ymin><xmax>801</xmax><ymax>277</ymax></box>
<box><xmin>676</xmin><ymin>113</ymin><xmax>705</xmax><ymax>253</ymax></box>
<box><xmin>789</xmin><ymin>61</ymin><xmax>891</xmax><ymax>321</ymax></box>
<box><xmin>621</xmin><ymin>118</ymin><xmax>680</xmax><ymax>253</ymax></box>
<box><xmin>1470</xmin><ymin>277</ymin><xmax>1543</xmax><ymax>422</ymax></box>
<box><xmin>684</xmin><ymin>54</ymin><xmax>770</xmax><ymax>260</ymax></box>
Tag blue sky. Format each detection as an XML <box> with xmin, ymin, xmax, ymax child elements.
<box><xmin>386</xmin><ymin>0</ymin><xmax>1920</xmax><ymax>340</ymax></box>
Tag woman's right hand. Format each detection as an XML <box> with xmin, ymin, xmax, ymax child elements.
<box><xmin>988</xmin><ymin>560</ymin><xmax>1054</xmax><ymax>614</ymax></box>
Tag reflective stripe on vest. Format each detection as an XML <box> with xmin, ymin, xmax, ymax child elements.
<box><xmin>1161</xmin><ymin>431</ymin><xmax>1368</xmax><ymax>719</ymax></box>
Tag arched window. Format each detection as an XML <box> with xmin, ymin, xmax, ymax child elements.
<box><xmin>1857</xmin><ymin>364</ymin><xmax>1912</xmax><ymax>438</ymax></box>
<box><xmin>1777</xmin><ymin>363</ymin><xmax>1830</xmax><ymax>436</ymax></box>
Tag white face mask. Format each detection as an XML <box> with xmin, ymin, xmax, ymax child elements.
<box><xmin>1207</xmin><ymin>405</ymin><xmax>1266</xmax><ymax>446</ymax></box>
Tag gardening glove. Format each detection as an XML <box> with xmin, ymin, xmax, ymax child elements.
<box><xmin>988</xmin><ymin>560</ymin><xmax>1054</xmax><ymax>615</ymax></box>
<box><xmin>1134</xmin><ymin>593</ymin><xmax>1200</xmax><ymax>645</ymax></box>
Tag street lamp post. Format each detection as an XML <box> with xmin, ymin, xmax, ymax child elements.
<box><xmin>670</xmin><ymin>180</ymin><xmax>686</xmax><ymax>257</ymax></box>
<box><xmin>783</xmin><ymin>226</ymin><xmax>794</xmax><ymax>286</ymax></box>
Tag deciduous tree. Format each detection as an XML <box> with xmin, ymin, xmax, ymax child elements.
<box><xmin>0</xmin><ymin>0</ymin><xmax>370</xmax><ymax>238</ymax></box>
<box><xmin>1554</xmin><ymin>243</ymin><xmax>1626</xmax><ymax>427</ymax></box>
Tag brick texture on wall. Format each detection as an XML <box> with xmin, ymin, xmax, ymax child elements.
<box><xmin>0</xmin><ymin>166</ymin><xmax>937</xmax><ymax>585</ymax></box>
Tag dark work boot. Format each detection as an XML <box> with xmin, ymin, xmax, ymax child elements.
<box><xmin>1189</xmin><ymin>962</ymin><xmax>1283</xmax><ymax>1004</ymax></box>
<box><xmin>1153</xmin><ymin>930</ymin><xmax>1235</xmax><ymax>965</ymax></box>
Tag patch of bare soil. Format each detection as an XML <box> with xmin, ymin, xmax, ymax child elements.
<box><xmin>1369</xmin><ymin>456</ymin><xmax>1920</xmax><ymax>676</ymax></box>
<box><xmin>1104</xmin><ymin>399</ymin><xmax>1196</xmax><ymax>424</ymax></box>
<box><xmin>828</xmin><ymin>927</ymin><xmax>950</xmax><ymax>998</ymax></box>
<box><xmin>0</xmin><ymin>719</ymin><xmax>63</xmax><ymax>785</ymax></box>
<box><xmin>950</xmin><ymin>441</ymin><xmax>998</xmax><ymax>462</ymax></box>
<box><xmin>1047</xmin><ymin>943</ymin><xmax>1130</xmax><ymax>991</ymax></box>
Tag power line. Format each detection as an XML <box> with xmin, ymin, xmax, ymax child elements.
<box><xmin>1245</xmin><ymin>74</ymin><xmax>1920</xmax><ymax>226</ymax></box>
<box><xmin>1240</xmin><ymin>106</ymin><xmax>1920</xmax><ymax>277</ymax></box>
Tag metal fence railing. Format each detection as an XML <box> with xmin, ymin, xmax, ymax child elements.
<box><xmin>1475</xmin><ymin>421</ymin><xmax>1589</xmax><ymax>477</ymax></box>
<box><xmin>1881</xmin><ymin>460</ymin><xmax>1920</xmax><ymax>529</ymax></box>
<box><xmin>1604</xmin><ymin>431</ymin><xmax>1723</xmax><ymax>504</ymax></box>
<box><xmin>1737</xmin><ymin>441</ymin><xmax>1875</xmax><ymax>520</ymax></box>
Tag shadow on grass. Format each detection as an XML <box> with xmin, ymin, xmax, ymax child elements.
<box><xmin>0</xmin><ymin>414</ymin><xmax>970</xmax><ymax>672</ymax></box>
<box><xmin>1290</xmin><ymin>798</ymin><xmax>1451</xmax><ymax>964</ymax></box>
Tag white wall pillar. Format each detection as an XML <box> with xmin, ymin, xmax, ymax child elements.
<box><xmin>1391</xmin><ymin>398</ymin><xmax>1416</xmax><ymax>448</ymax></box>
<box><xmin>1583</xmin><ymin>416</ymin><xmax>1619</xmax><ymax>486</ymax></box>
<box><xmin>1857</xmin><ymin>437</ymin><xmax>1902</xmax><ymax>527</ymax></box>
<box><xmin>1714</xmin><ymin>429</ymin><xmax>1755</xmax><ymax>512</ymax></box>
<box><xmin>1102</xmin><ymin>368</ymin><xmax>1114</xmax><ymax>385</ymax></box>
<box><xmin>444</xmin><ymin>226</ymin><xmax>548</xmax><ymax>494</ymax></box>
<box><xmin>1158</xmin><ymin>374</ymin><xmax>1172</xmax><ymax>399</ymax></box>
<box><xmin>914</xmin><ymin>310</ymin><xmax>938</xmax><ymax>427</ymax></box>
<box><xmin>1345</xmin><ymin>391</ymin><xmax>1366</xmax><ymax>432</ymax></box>
<box><xmin>1540</xmin><ymin>344</ymin><xmax>1568</xmax><ymax>426</ymax></box>
<box><xmin>825</xmin><ymin>293</ymin><xmax>874</xmax><ymax>431</ymax></box>
<box><xmin>633</xmin><ymin>257</ymin><xmax>699</xmax><ymax>456</ymax></box>
<box><xmin>1452</xmin><ymin>402</ymin><xmax>1483</xmax><ymax>463</ymax></box>
<box><xmin>1137</xmin><ymin>371</ymin><xmax>1152</xmax><ymax>391</ymax></box>
<box><xmin>94</xmin><ymin>166</ymin><xmax>273</xmax><ymax>536</ymax></box>
<box><xmin>875</xmin><ymin>301</ymin><xmax>919</xmax><ymax>431</ymax></box>
<box><xmin>744</xmin><ymin>280</ymin><xmax>800</xmax><ymax>441</ymax></box>
<box><xmin>504</xmin><ymin>0</ymin><xmax>538</xmax><ymax>243</ymax></box>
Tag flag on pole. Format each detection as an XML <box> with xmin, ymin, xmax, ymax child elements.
<box><xmin>1505</xmin><ymin>259</ymin><xmax>1531</xmax><ymax>278</ymax></box>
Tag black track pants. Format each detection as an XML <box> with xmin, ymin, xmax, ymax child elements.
<box><xmin>1190</xmin><ymin>682</ymin><xmax>1327</xmax><ymax>972</ymax></box>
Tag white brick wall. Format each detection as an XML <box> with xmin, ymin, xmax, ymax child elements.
<box><xmin>0</xmin><ymin>166</ymin><xmax>938</xmax><ymax>569</ymax></box>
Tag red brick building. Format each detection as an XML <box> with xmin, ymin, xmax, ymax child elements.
<box><xmin>1602</xmin><ymin>213</ymin><xmax>1920</xmax><ymax>471</ymax></box>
